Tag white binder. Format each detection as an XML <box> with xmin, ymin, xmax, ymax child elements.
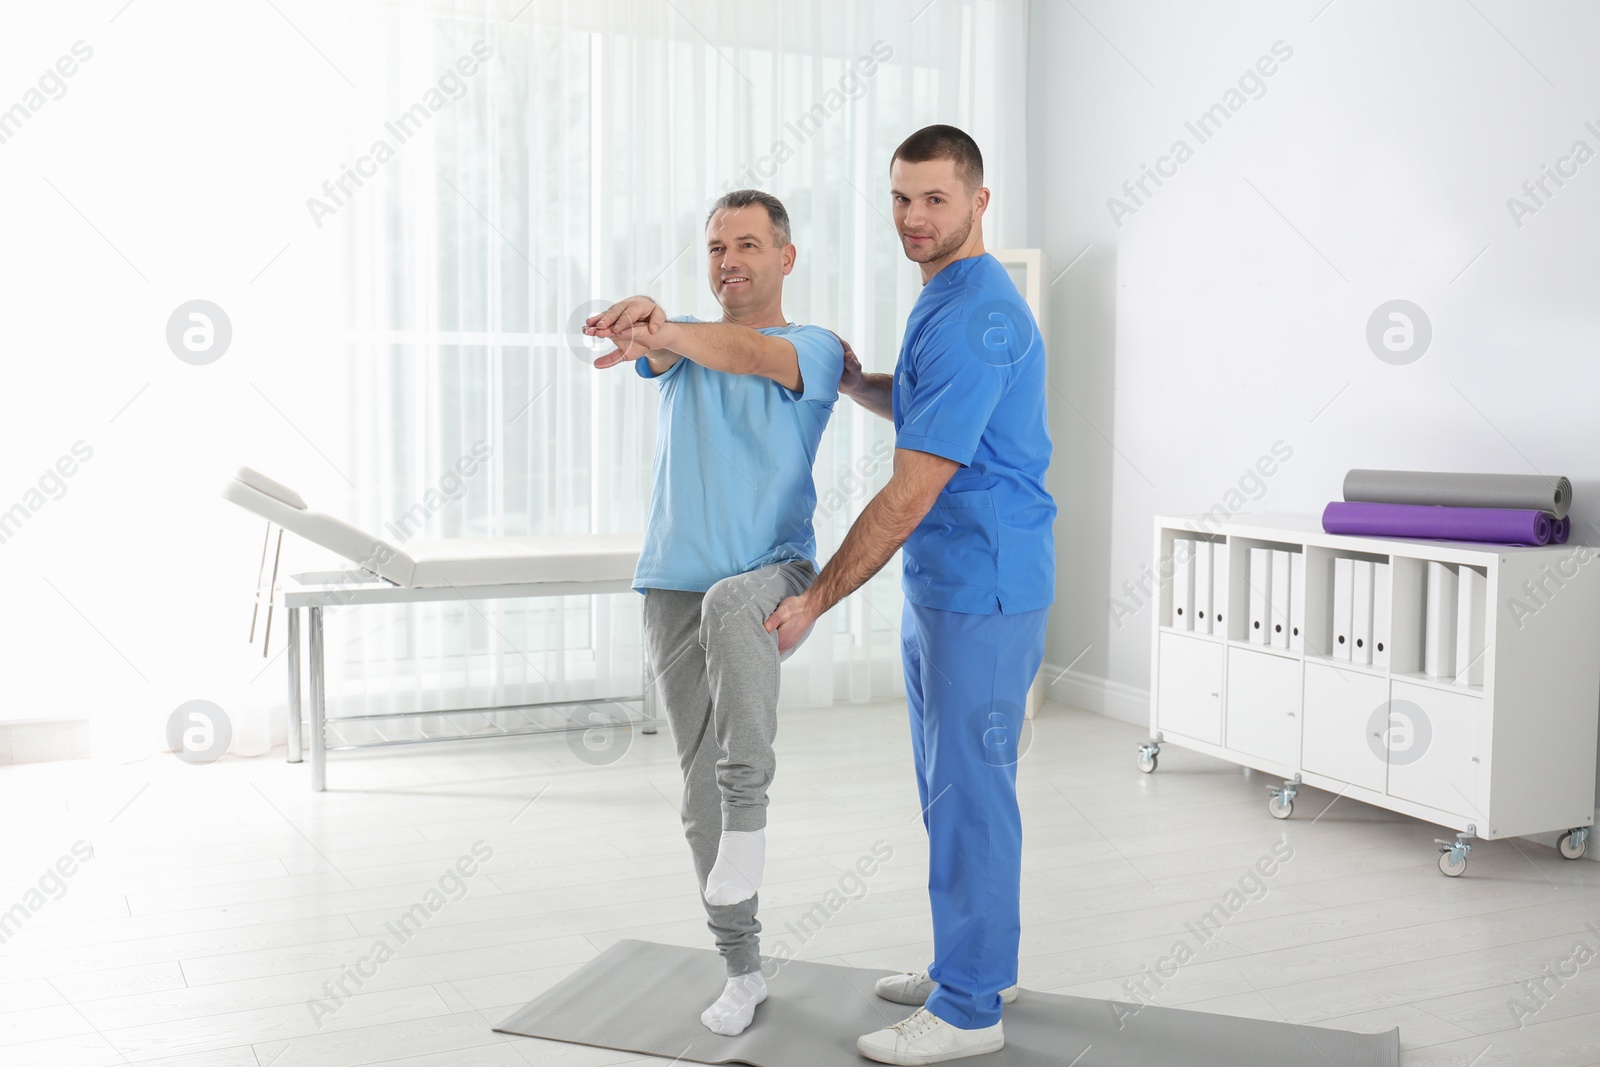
<box><xmin>1193</xmin><ymin>540</ymin><xmax>1214</xmax><ymax>635</ymax></box>
<box><xmin>1289</xmin><ymin>552</ymin><xmax>1306</xmax><ymax>652</ymax></box>
<box><xmin>1456</xmin><ymin>566</ymin><xmax>1487</xmax><ymax>686</ymax></box>
<box><xmin>1172</xmin><ymin>538</ymin><xmax>1194</xmax><ymax>630</ymax></box>
<box><xmin>1351</xmin><ymin>559</ymin><xmax>1375</xmax><ymax>666</ymax></box>
<box><xmin>1372</xmin><ymin>561</ymin><xmax>1392</xmax><ymax>668</ymax></box>
<box><xmin>1249</xmin><ymin>547</ymin><xmax>1272</xmax><ymax>645</ymax></box>
<box><xmin>1213</xmin><ymin>541</ymin><xmax>1231</xmax><ymax>638</ymax></box>
<box><xmin>1425</xmin><ymin>560</ymin><xmax>1459</xmax><ymax>678</ymax></box>
<box><xmin>1332</xmin><ymin>557</ymin><xmax>1354</xmax><ymax>661</ymax></box>
<box><xmin>1270</xmin><ymin>549</ymin><xmax>1291</xmax><ymax>649</ymax></box>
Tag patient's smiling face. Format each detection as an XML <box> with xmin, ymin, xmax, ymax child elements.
<box><xmin>705</xmin><ymin>205</ymin><xmax>794</xmax><ymax>325</ymax></box>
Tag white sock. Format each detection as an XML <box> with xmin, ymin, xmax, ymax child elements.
<box><xmin>701</xmin><ymin>971</ymin><xmax>767</xmax><ymax>1036</ymax></box>
<box><xmin>704</xmin><ymin>828</ymin><xmax>765</xmax><ymax>906</ymax></box>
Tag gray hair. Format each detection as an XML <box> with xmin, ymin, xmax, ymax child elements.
<box><xmin>706</xmin><ymin>189</ymin><xmax>792</xmax><ymax>247</ymax></box>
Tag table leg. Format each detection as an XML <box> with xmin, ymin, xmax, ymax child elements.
<box><xmin>640</xmin><ymin>608</ymin><xmax>657</xmax><ymax>734</ymax></box>
<box><xmin>286</xmin><ymin>606</ymin><xmax>303</xmax><ymax>763</ymax></box>
<box><xmin>309</xmin><ymin>605</ymin><xmax>326</xmax><ymax>792</ymax></box>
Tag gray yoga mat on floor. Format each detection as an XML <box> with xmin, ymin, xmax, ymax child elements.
<box><xmin>493</xmin><ymin>939</ymin><xmax>1400</xmax><ymax>1067</ymax></box>
<box><xmin>1344</xmin><ymin>467</ymin><xmax>1571</xmax><ymax>519</ymax></box>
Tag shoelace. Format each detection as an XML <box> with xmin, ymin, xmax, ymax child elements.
<box><xmin>888</xmin><ymin>1008</ymin><xmax>940</xmax><ymax>1040</ymax></box>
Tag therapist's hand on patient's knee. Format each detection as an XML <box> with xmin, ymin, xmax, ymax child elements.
<box><xmin>765</xmin><ymin>593</ymin><xmax>819</xmax><ymax>657</ymax></box>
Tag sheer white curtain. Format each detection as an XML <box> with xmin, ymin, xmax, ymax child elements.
<box><xmin>310</xmin><ymin>0</ymin><xmax>1029</xmax><ymax>732</ymax></box>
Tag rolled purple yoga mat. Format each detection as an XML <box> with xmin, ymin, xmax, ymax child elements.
<box><xmin>1553</xmin><ymin>515</ymin><xmax>1571</xmax><ymax>544</ymax></box>
<box><xmin>1322</xmin><ymin>501</ymin><xmax>1552</xmax><ymax>546</ymax></box>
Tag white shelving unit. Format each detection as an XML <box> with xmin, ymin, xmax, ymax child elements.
<box><xmin>1144</xmin><ymin>514</ymin><xmax>1600</xmax><ymax>876</ymax></box>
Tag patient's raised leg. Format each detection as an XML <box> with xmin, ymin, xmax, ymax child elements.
<box><xmin>696</xmin><ymin>559</ymin><xmax>817</xmax><ymax>906</ymax></box>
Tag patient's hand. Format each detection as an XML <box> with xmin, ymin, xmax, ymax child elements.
<box><xmin>585</xmin><ymin>296</ymin><xmax>669</xmax><ymax>368</ymax></box>
<box><xmin>588</xmin><ymin>323</ymin><xmax>662</xmax><ymax>367</ymax></box>
<box><xmin>587</xmin><ymin>295</ymin><xmax>665</xmax><ymax>337</ymax></box>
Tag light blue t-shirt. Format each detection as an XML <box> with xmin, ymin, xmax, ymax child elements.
<box><xmin>634</xmin><ymin>317</ymin><xmax>844</xmax><ymax>593</ymax></box>
<box><xmin>893</xmin><ymin>253</ymin><xmax>1057</xmax><ymax>615</ymax></box>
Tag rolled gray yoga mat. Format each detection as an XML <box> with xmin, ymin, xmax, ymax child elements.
<box><xmin>494</xmin><ymin>939</ymin><xmax>1400</xmax><ymax>1067</ymax></box>
<box><xmin>1343</xmin><ymin>468</ymin><xmax>1571</xmax><ymax>519</ymax></box>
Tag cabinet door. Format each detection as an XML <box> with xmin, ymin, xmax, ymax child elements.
<box><xmin>1157</xmin><ymin>632</ymin><xmax>1223</xmax><ymax>744</ymax></box>
<box><xmin>1226</xmin><ymin>647</ymin><xmax>1302</xmax><ymax>766</ymax></box>
<box><xmin>1386</xmin><ymin>681</ymin><xmax>1483</xmax><ymax>816</ymax></box>
<box><xmin>1302</xmin><ymin>662</ymin><xmax>1388</xmax><ymax>792</ymax></box>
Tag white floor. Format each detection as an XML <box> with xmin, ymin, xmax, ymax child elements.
<box><xmin>3</xmin><ymin>700</ymin><xmax>1598</xmax><ymax>1066</ymax></box>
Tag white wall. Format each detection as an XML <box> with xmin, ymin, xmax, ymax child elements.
<box><xmin>1028</xmin><ymin>0</ymin><xmax>1600</xmax><ymax>816</ymax></box>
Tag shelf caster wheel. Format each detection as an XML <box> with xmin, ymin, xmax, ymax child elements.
<box><xmin>1137</xmin><ymin>743</ymin><xmax>1159</xmax><ymax>774</ymax></box>
<box><xmin>1558</xmin><ymin>828</ymin><xmax>1589</xmax><ymax>860</ymax></box>
<box><xmin>1267</xmin><ymin>776</ymin><xmax>1299</xmax><ymax>820</ymax></box>
<box><xmin>1435</xmin><ymin>829</ymin><xmax>1474</xmax><ymax>877</ymax></box>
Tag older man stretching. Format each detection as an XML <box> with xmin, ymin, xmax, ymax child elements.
<box><xmin>586</xmin><ymin>189</ymin><xmax>844</xmax><ymax>1037</ymax></box>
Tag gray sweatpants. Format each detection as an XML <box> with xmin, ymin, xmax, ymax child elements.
<box><xmin>642</xmin><ymin>558</ymin><xmax>817</xmax><ymax>977</ymax></box>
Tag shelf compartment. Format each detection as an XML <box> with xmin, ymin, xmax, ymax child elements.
<box><xmin>1159</xmin><ymin>530</ymin><xmax>1227</xmax><ymax>635</ymax></box>
<box><xmin>1302</xmin><ymin>660</ymin><xmax>1388</xmax><ymax>793</ymax></box>
<box><xmin>1229</xmin><ymin>536</ymin><xmax>1302</xmax><ymax>647</ymax></box>
<box><xmin>1386</xmin><ymin>680</ymin><xmax>1483</xmax><ymax>813</ymax></box>
<box><xmin>1304</xmin><ymin>546</ymin><xmax>1389</xmax><ymax>662</ymax></box>
<box><xmin>1226</xmin><ymin>645</ymin><xmax>1302</xmax><ymax>766</ymax></box>
<box><xmin>1156</xmin><ymin>630</ymin><xmax>1223</xmax><ymax>745</ymax></box>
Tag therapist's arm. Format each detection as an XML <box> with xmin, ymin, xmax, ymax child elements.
<box><xmin>839</xmin><ymin>338</ymin><xmax>893</xmax><ymax>420</ymax></box>
<box><xmin>796</xmin><ymin>447</ymin><xmax>959</xmax><ymax>617</ymax></box>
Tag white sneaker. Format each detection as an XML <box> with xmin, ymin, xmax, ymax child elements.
<box><xmin>874</xmin><ymin>970</ymin><xmax>1018</xmax><ymax>1006</ymax></box>
<box><xmin>857</xmin><ymin>1007</ymin><xmax>1004</xmax><ymax>1064</ymax></box>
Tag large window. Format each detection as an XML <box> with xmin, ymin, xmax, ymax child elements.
<box><xmin>320</xmin><ymin>0</ymin><xmax>1013</xmax><ymax>720</ymax></box>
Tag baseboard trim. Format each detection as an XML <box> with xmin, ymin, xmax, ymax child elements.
<box><xmin>1040</xmin><ymin>663</ymin><xmax>1150</xmax><ymax>728</ymax></box>
<box><xmin>0</xmin><ymin>719</ymin><xmax>92</xmax><ymax>764</ymax></box>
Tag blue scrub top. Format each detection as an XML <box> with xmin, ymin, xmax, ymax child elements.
<box><xmin>893</xmin><ymin>253</ymin><xmax>1057</xmax><ymax>615</ymax></box>
<box><xmin>634</xmin><ymin>317</ymin><xmax>844</xmax><ymax>593</ymax></box>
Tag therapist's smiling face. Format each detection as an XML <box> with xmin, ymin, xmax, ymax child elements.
<box><xmin>706</xmin><ymin>205</ymin><xmax>791</xmax><ymax>318</ymax></box>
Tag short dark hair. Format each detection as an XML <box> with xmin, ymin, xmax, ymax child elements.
<box><xmin>706</xmin><ymin>189</ymin><xmax>791</xmax><ymax>246</ymax></box>
<box><xmin>890</xmin><ymin>124</ymin><xmax>984</xmax><ymax>192</ymax></box>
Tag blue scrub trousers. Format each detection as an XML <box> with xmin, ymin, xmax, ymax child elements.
<box><xmin>902</xmin><ymin>597</ymin><xmax>1049</xmax><ymax>1030</ymax></box>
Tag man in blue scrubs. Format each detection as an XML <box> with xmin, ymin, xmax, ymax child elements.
<box><xmin>586</xmin><ymin>190</ymin><xmax>844</xmax><ymax>1038</ymax></box>
<box><xmin>766</xmin><ymin>125</ymin><xmax>1055</xmax><ymax>1064</ymax></box>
